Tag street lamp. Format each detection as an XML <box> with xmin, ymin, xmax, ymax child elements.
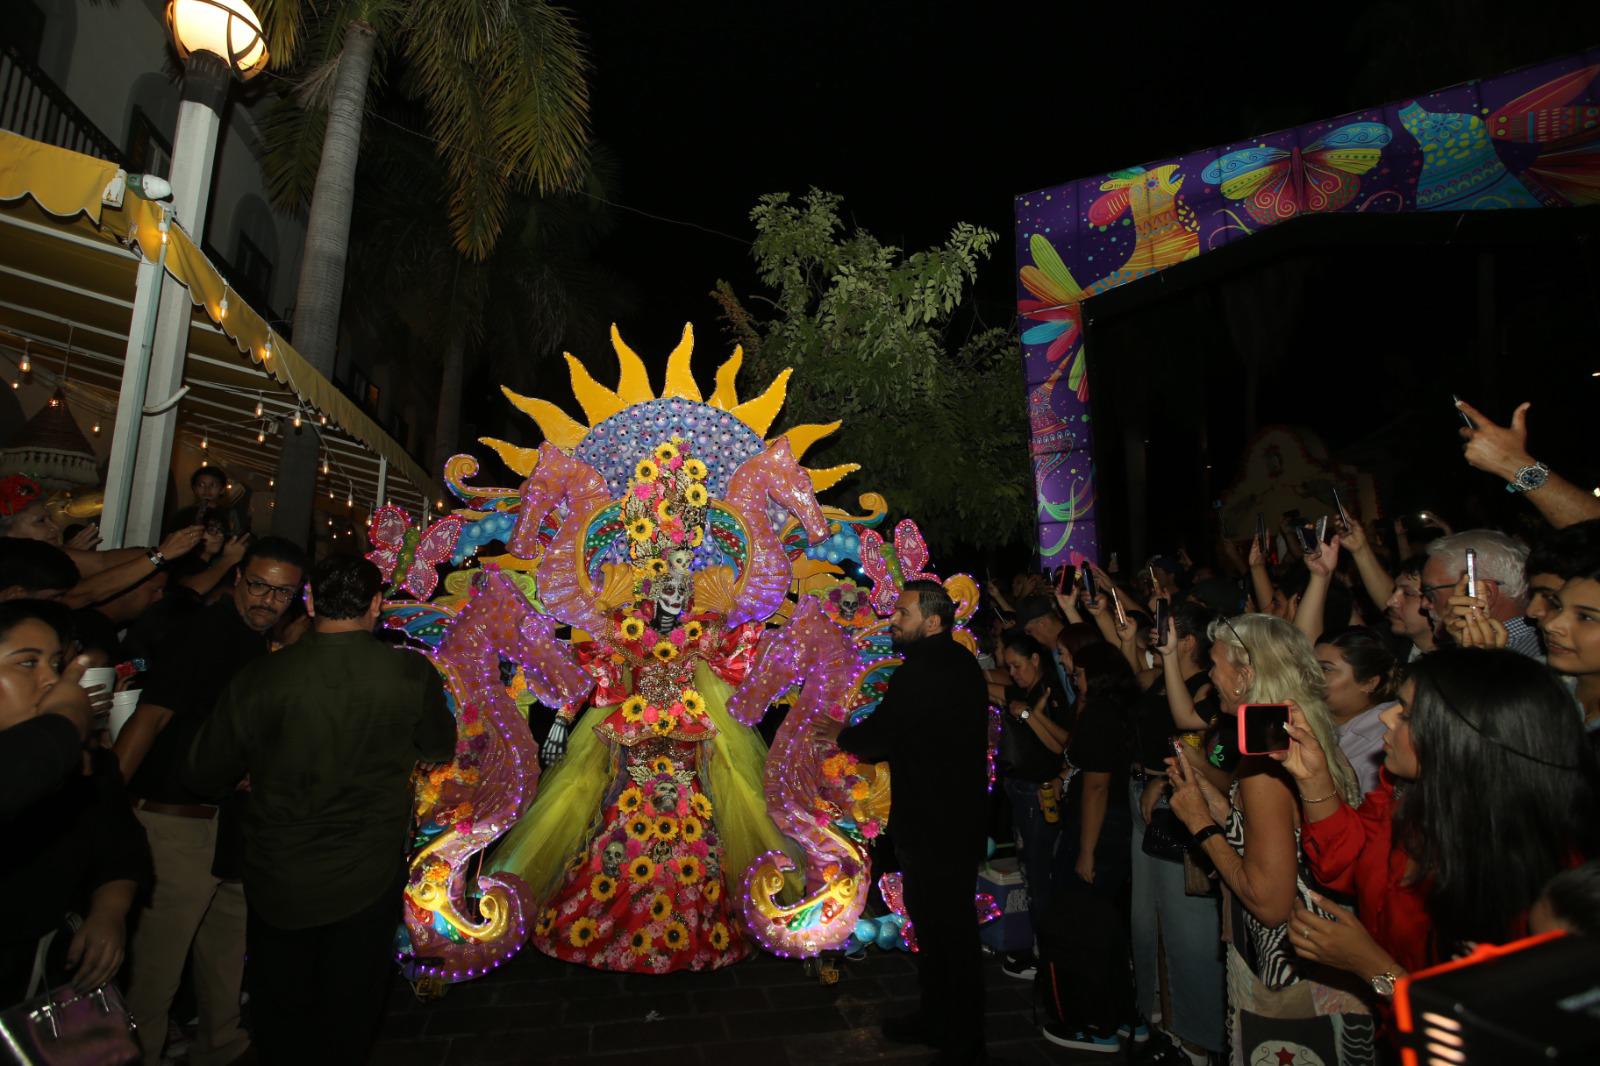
<box><xmin>102</xmin><ymin>0</ymin><xmax>270</xmax><ymax>549</ymax></box>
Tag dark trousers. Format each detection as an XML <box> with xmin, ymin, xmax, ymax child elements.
<box><xmin>246</xmin><ymin>882</ymin><xmax>400</xmax><ymax>1066</ymax></box>
<box><xmin>902</xmin><ymin>858</ymin><xmax>985</xmax><ymax>1062</ymax></box>
<box><xmin>1003</xmin><ymin>777</ymin><xmax>1059</xmax><ymax>950</ymax></box>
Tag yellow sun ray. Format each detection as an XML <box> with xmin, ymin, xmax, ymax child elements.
<box><xmin>501</xmin><ymin>386</ymin><xmax>588</xmax><ymax>453</ymax></box>
<box><xmin>731</xmin><ymin>368</ymin><xmax>792</xmax><ymax>437</ymax></box>
<box><xmin>780</xmin><ymin>422</ymin><xmax>840</xmax><ymax>462</ymax></box>
<box><xmin>479</xmin><ymin>437</ymin><xmax>541</xmax><ymax>477</ymax></box>
<box><xmin>709</xmin><ymin>345</ymin><xmax>744</xmax><ymax>410</ymax></box>
<box><xmin>807</xmin><ymin>464</ymin><xmax>859</xmax><ymax>491</ymax></box>
<box><xmin>564</xmin><ymin>354</ymin><xmax>626</xmax><ymax>426</ymax></box>
<box><xmin>663</xmin><ymin>323</ymin><xmax>702</xmax><ymax>402</ymax></box>
<box><xmin>610</xmin><ymin>324</ymin><xmax>654</xmax><ymax>405</ymax></box>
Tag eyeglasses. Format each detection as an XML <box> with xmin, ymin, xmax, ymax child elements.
<box><xmin>1220</xmin><ymin>616</ymin><xmax>1253</xmax><ymax>665</ymax></box>
<box><xmin>244</xmin><ymin>577</ymin><xmax>299</xmax><ymax>602</ymax></box>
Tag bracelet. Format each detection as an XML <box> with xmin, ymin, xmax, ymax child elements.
<box><xmin>146</xmin><ymin>549</ymin><xmax>166</xmax><ymax>568</ymax></box>
<box><xmin>1190</xmin><ymin>824</ymin><xmax>1223</xmax><ymax>846</ymax></box>
<box><xmin>1298</xmin><ymin>789</ymin><xmax>1338</xmax><ymax>804</ymax></box>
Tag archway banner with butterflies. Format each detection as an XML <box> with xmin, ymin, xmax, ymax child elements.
<box><xmin>1015</xmin><ymin>48</ymin><xmax>1600</xmax><ymax>565</ymax></box>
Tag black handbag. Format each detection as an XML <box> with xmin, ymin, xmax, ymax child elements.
<box><xmin>1140</xmin><ymin>806</ymin><xmax>1189</xmax><ymax>864</ymax></box>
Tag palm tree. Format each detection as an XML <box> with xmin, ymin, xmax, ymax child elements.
<box><xmin>256</xmin><ymin>0</ymin><xmax>589</xmax><ymax>535</ymax></box>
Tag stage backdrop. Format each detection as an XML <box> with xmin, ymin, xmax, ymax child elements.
<box><xmin>1015</xmin><ymin>49</ymin><xmax>1600</xmax><ymax>565</ymax></box>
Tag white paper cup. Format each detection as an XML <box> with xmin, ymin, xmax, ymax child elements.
<box><xmin>80</xmin><ymin>667</ymin><xmax>116</xmax><ymax>695</ymax></box>
<box><xmin>109</xmin><ymin>689</ymin><xmax>140</xmax><ymax>742</ymax></box>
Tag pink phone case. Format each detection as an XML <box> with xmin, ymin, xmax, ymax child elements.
<box><xmin>1237</xmin><ymin>703</ymin><xmax>1292</xmax><ymax>755</ymax></box>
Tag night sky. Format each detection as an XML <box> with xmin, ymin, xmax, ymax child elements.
<box><xmin>481</xmin><ymin>2</ymin><xmax>1600</xmax><ymax>561</ymax></box>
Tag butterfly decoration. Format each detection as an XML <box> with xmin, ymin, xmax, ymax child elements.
<box><xmin>859</xmin><ymin>519</ymin><xmax>939</xmax><ymax>617</ymax></box>
<box><xmin>1202</xmin><ymin>121</ymin><xmax>1392</xmax><ymax>227</ymax></box>
<box><xmin>1488</xmin><ymin>64</ymin><xmax>1600</xmax><ymax>206</ymax></box>
<box><xmin>367</xmin><ymin>505</ymin><xmax>464</xmax><ymax>601</ymax></box>
<box><xmin>1017</xmin><ymin>235</ymin><xmax>1088</xmax><ymax>399</ymax></box>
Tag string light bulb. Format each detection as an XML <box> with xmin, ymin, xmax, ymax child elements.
<box><xmin>218</xmin><ymin>293</ymin><xmax>228</xmax><ymax>320</ymax></box>
<box><xmin>268</xmin><ymin>478</ymin><xmax>274</xmax><ymax>488</ymax></box>
<box><xmin>254</xmin><ymin>398</ymin><xmax>263</xmax><ymax>417</ymax></box>
<box><xmin>257</xmin><ymin>426</ymin><xmax>266</xmax><ymax>444</ymax></box>
<box><xmin>319</xmin><ymin>412</ymin><xmax>328</xmax><ymax>426</ymax></box>
<box><xmin>292</xmin><ymin>410</ymin><xmax>302</xmax><ymax>429</ymax></box>
<box><xmin>321</xmin><ymin>456</ymin><xmax>330</xmax><ymax>475</ymax></box>
<box><xmin>201</xmin><ymin>432</ymin><xmax>208</xmax><ymax>450</ymax></box>
<box><xmin>91</xmin><ymin>421</ymin><xmax>101</xmax><ymax>436</ymax></box>
<box><xmin>18</xmin><ymin>347</ymin><xmax>29</xmax><ymax>374</ymax></box>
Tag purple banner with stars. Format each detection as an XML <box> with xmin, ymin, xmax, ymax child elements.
<box><xmin>1015</xmin><ymin>49</ymin><xmax>1600</xmax><ymax>565</ymax></box>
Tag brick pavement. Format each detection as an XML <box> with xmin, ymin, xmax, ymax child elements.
<box><xmin>370</xmin><ymin>946</ymin><xmax>1117</xmax><ymax>1065</ymax></box>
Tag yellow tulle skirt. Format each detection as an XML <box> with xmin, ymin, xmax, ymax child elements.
<box><xmin>486</xmin><ymin>662</ymin><xmax>801</xmax><ymax>909</ymax></box>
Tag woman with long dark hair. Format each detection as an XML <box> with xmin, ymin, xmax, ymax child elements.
<box><xmin>1279</xmin><ymin>647</ymin><xmax>1599</xmax><ymax>990</ymax></box>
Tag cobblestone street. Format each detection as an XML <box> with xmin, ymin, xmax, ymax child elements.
<box><xmin>371</xmin><ymin>947</ymin><xmax>1113</xmax><ymax>1065</ymax></box>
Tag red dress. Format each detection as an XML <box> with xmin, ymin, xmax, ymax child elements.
<box><xmin>1300</xmin><ymin>772</ymin><xmax>1435</xmax><ymax>973</ymax></box>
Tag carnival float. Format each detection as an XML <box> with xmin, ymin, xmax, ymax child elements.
<box><xmin>371</xmin><ymin>324</ymin><xmax>994</xmax><ymax>985</ymax></box>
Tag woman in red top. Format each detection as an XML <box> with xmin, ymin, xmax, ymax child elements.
<box><xmin>1274</xmin><ymin>648</ymin><xmax>1598</xmax><ymax>993</ymax></box>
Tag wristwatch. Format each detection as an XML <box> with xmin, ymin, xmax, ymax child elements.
<box><xmin>1506</xmin><ymin>461</ymin><xmax>1550</xmax><ymax>494</ymax></box>
<box><xmin>1370</xmin><ymin>970</ymin><xmax>1398</xmax><ymax>997</ymax></box>
<box><xmin>1019</xmin><ymin>708</ymin><xmax>1032</xmax><ymax>721</ymax></box>
<box><xmin>146</xmin><ymin>548</ymin><xmax>167</xmax><ymax>568</ymax></box>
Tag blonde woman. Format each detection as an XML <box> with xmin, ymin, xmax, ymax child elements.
<box><xmin>1165</xmin><ymin>614</ymin><xmax>1374</xmax><ymax>1066</ymax></box>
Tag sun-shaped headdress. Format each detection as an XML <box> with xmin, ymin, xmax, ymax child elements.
<box><xmin>477</xmin><ymin>324</ymin><xmax>857</xmax><ymax>500</ymax></box>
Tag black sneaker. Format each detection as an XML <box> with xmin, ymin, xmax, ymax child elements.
<box><xmin>1135</xmin><ymin>1031</ymin><xmax>1214</xmax><ymax>1066</ymax></box>
<box><xmin>1000</xmin><ymin>954</ymin><xmax>1037</xmax><ymax>980</ymax></box>
<box><xmin>1041</xmin><ymin>1021</ymin><xmax>1122</xmax><ymax>1054</ymax></box>
<box><xmin>881</xmin><ymin>1012</ymin><xmax>940</xmax><ymax>1046</ymax></box>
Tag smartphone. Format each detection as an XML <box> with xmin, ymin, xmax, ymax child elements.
<box><xmin>1147</xmin><ymin>563</ymin><xmax>1159</xmax><ymax>592</ymax></box>
<box><xmin>1154</xmin><ymin>596</ymin><xmax>1171</xmax><ymax>646</ymax></box>
<box><xmin>1293</xmin><ymin>524</ymin><xmax>1318</xmax><ymax>556</ymax></box>
<box><xmin>1110</xmin><ymin>587</ymin><xmax>1129</xmax><ymax>629</ymax></box>
<box><xmin>1237</xmin><ymin>702</ymin><xmax>1292</xmax><ymax>755</ymax></box>
<box><xmin>1332</xmin><ymin>488</ymin><xmax>1351</xmax><ymax>530</ymax></box>
<box><xmin>1315</xmin><ymin>514</ymin><xmax>1330</xmax><ymax>545</ymax></box>
<box><xmin>1255</xmin><ymin>512</ymin><xmax>1267</xmax><ymax>543</ymax></box>
<box><xmin>1465</xmin><ymin>546</ymin><xmax>1478</xmax><ymax>599</ymax></box>
<box><xmin>1453</xmin><ymin>394</ymin><xmax>1475</xmax><ymax>429</ymax></box>
<box><xmin>1080</xmin><ymin>561</ymin><xmax>1097</xmax><ymax>607</ymax></box>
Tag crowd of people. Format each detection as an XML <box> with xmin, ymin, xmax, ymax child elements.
<box><xmin>969</xmin><ymin>399</ymin><xmax>1600</xmax><ymax>1065</ymax></box>
<box><xmin>0</xmin><ymin>466</ymin><xmax>453</xmax><ymax>1066</ymax></box>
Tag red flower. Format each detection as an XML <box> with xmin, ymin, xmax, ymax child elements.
<box><xmin>0</xmin><ymin>475</ymin><xmax>41</xmax><ymax>517</ymax></box>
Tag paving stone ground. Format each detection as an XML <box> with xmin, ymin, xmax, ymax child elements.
<box><xmin>370</xmin><ymin>946</ymin><xmax>1116</xmax><ymax>1065</ymax></box>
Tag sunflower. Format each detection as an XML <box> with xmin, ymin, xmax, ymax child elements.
<box><xmin>651</xmin><ymin>641</ymin><xmax>679</xmax><ymax>662</ymax></box>
<box><xmin>648</xmin><ymin>756</ymin><xmax>674</xmax><ymax>776</ymax></box>
<box><xmin>645</xmin><ymin>558</ymin><xmax>668</xmax><ymax>577</ymax></box>
<box><xmin>654</xmin><ymin>442</ymin><xmax>679</xmax><ymax>463</ymax></box>
<box><xmin>679</xmin><ymin>688</ymin><xmax>705</xmax><ymax>715</ymax></box>
<box><xmin>682</xmin><ymin>621</ymin><xmax>703</xmax><ymax>642</ymax></box>
<box><xmin>634</xmin><ymin>459</ymin><xmax>659</xmax><ymax>482</ymax></box>
<box><xmin>535</xmin><ymin>907</ymin><xmax>557</xmax><ymax>936</ymax></box>
<box><xmin>704</xmin><ymin>879</ymin><xmax>721</xmax><ymax>903</ymax></box>
<box><xmin>684</xmin><ymin>458</ymin><xmax>708</xmax><ymax>481</ymax></box>
<box><xmin>569</xmin><ymin>917</ymin><xmax>598</xmax><ymax>948</ymax></box>
<box><xmin>663</xmin><ymin>920</ymin><xmax>689</xmax><ymax>952</ymax></box>
<box><xmin>681</xmin><ymin>816</ymin><xmax>704</xmax><ymax>844</ymax></box>
<box><xmin>709</xmin><ymin>922</ymin><xmax>730</xmax><ymax>950</ymax></box>
<box><xmin>629</xmin><ymin>929</ymin><xmax>653</xmax><ymax>955</ymax></box>
<box><xmin>618</xmin><ymin>786</ymin><xmax>644</xmax><ymax>813</ymax></box>
<box><xmin>620</xmin><ymin>696</ymin><xmax>649</xmax><ymax>723</ymax></box>
<box><xmin>677</xmin><ymin>857</ymin><xmax>703</xmax><ymax>885</ymax></box>
<box><xmin>625</xmin><ymin>815</ymin><xmax>654</xmax><ymax>843</ymax></box>
<box><xmin>691</xmin><ymin>793</ymin><xmax>714</xmax><ymax>819</ymax></box>
<box><xmin>650</xmin><ymin>713</ymin><xmax>678</xmax><ymax>737</ymax></box>
<box><xmin>628</xmin><ymin>856</ymin><xmax>657</xmax><ymax>884</ymax></box>
<box><xmin>690</xmin><ymin>527</ymin><xmax>704</xmax><ymax>547</ymax></box>
<box><xmin>654</xmin><ymin>816</ymin><xmax>679</xmax><ymax>842</ymax></box>
<box><xmin>627</xmin><ymin>517</ymin><xmax>655</xmax><ymax>542</ymax></box>
<box><xmin>655</xmin><ymin>497</ymin><xmax>676</xmax><ymax>522</ymax></box>
<box><xmin>619</xmin><ymin>618</ymin><xmax>647</xmax><ymax>642</ymax></box>
<box><xmin>684</xmin><ymin>483</ymin><xmax>709</xmax><ymax>507</ymax></box>
<box><xmin>590</xmin><ymin>874</ymin><xmax>617</xmax><ymax>902</ymax></box>
<box><xmin>650</xmin><ymin>892</ymin><xmax>673</xmax><ymax>921</ymax></box>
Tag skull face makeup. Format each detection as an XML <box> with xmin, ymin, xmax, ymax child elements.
<box><xmin>602</xmin><ymin>840</ymin><xmax>626</xmax><ymax>878</ymax></box>
<box><xmin>666</xmin><ymin>547</ymin><xmax>694</xmax><ymax>577</ymax></box>
<box><xmin>654</xmin><ymin>573</ymin><xmax>690</xmax><ymax>619</ymax></box>
<box><xmin>652</xmin><ymin>780</ymin><xmax>680</xmax><ymax>813</ymax></box>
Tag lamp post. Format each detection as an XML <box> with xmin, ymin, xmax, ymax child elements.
<box><xmin>101</xmin><ymin>0</ymin><xmax>267</xmax><ymax>548</ymax></box>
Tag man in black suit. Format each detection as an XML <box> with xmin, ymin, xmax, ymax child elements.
<box><xmin>837</xmin><ymin>579</ymin><xmax>991</xmax><ymax>1065</ymax></box>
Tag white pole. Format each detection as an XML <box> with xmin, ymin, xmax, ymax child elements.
<box><xmin>100</xmin><ymin>213</ymin><xmax>169</xmax><ymax>549</ymax></box>
<box><xmin>375</xmin><ymin>455</ymin><xmax>388</xmax><ymax>511</ymax></box>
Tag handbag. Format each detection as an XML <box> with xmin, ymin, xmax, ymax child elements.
<box><xmin>1140</xmin><ymin>805</ymin><xmax>1189</xmax><ymax>863</ymax></box>
<box><xmin>0</xmin><ymin>983</ymin><xmax>139</xmax><ymax>1065</ymax></box>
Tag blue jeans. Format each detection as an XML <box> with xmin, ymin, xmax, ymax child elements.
<box><xmin>1005</xmin><ymin>777</ymin><xmax>1060</xmax><ymax>953</ymax></box>
<box><xmin>1128</xmin><ymin>777</ymin><xmax>1226</xmax><ymax>1053</ymax></box>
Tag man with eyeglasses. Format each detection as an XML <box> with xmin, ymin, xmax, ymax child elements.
<box><xmin>115</xmin><ymin>536</ymin><xmax>306</xmax><ymax>1066</ymax></box>
<box><xmin>1421</xmin><ymin>531</ymin><xmax>1542</xmax><ymax>661</ymax></box>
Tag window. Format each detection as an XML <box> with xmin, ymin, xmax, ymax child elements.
<box><xmin>233</xmin><ymin>232</ymin><xmax>273</xmax><ymax>311</ymax></box>
<box><xmin>349</xmin><ymin>367</ymin><xmax>379</xmax><ymax>416</ymax></box>
<box><xmin>125</xmin><ymin>106</ymin><xmax>172</xmax><ymax>178</ymax></box>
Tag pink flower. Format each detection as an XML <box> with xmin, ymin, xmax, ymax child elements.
<box><xmin>669</xmin><ymin>629</ymin><xmax>686</xmax><ymax>647</ymax></box>
<box><xmin>633</xmin><ymin>484</ymin><xmax>654</xmax><ymax>500</ymax></box>
<box><xmin>668</xmin><ymin>530</ymin><xmax>686</xmax><ymax>544</ymax></box>
<box><xmin>668</xmin><ymin>457</ymin><xmax>683</xmax><ymax>471</ymax></box>
<box><xmin>643</xmin><ymin>705</ymin><xmax>660</xmax><ymax>723</ymax></box>
<box><xmin>860</xmin><ymin>819</ymin><xmax>881</xmax><ymax>839</ymax></box>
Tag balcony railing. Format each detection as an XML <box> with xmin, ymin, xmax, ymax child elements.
<box><xmin>1</xmin><ymin>39</ymin><xmax>124</xmax><ymax>163</ymax></box>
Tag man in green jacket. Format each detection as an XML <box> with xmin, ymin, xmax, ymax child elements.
<box><xmin>184</xmin><ymin>555</ymin><xmax>455</xmax><ymax>1065</ymax></box>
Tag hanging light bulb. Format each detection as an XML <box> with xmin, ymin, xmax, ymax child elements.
<box><xmin>328</xmin><ymin>488</ymin><xmax>335</xmax><ymax>500</ymax></box>
<box><xmin>91</xmin><ymin>421</ymin><xmax>101</xmax><ymax>436</ymax></box>
<box><xmin>268</xmin><ymin>478</ymin><xmax>274</xmax><ymax>488</ymax></box>
<box><xmin>218</xmin><ymin>293</ymin><xmax>229</xmax><ymax>321</ymax></box>
<box><xmin>201</xmin><ymin>458</ymin><xmax>208</xmax><ymax>467</ymax></box>
<box><xmin>319</xmin><ymin>412</ymin><xmax>328</xmax><ymax>426</ymax></box>
<box><xmin>292</xmin><ymin>410</ymin><xmax>302</xmax><ymax>429</ymax></box>
<box><xmin>201</xmin><ymin>432</ymin><xmax>209</xmax><ymax>450</ymax></box>
<box><xmin>346</xmin><ymin>490</ymin><xmax>354</xmax><ymax>508</ymax></box>
<box><xmin>254</xmin><ymin>398</ymin><xmax>263</xmax><ymax>418</ymax></box>
<box><xmin>262</xmin><ymin>337</ymin><xmax>273</xmax><ymax>362</ymax></box>
<box><xmin>257</xmin><ymin>426</ymin><xmax>266</xmax><ymax>444</ymax></box>
<box><xmin>321</xmin><ymin>456</ymin><xmax>330</xmax><ymax>475</ymax></box>
<box><xmin>18</xmin><ymin>347</ymin><xmax>30</xmax><ymax>374</ymax></box>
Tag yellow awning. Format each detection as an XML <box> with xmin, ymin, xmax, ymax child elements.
<box><xmin>0</xmin><ymin>130</ymin><xmax>432</xmax><ymax>514</ymax></box>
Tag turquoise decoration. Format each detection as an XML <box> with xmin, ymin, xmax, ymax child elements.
<box><xmin>1399</xmin><ymin>102</ymin><xmax>1540</xmax><ymax>211</ymax></box>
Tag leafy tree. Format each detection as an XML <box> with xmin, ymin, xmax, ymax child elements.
<box><xmin>257</xmin><ymin>0</ymin><xmax>589</xmax><ymax>534</ymax></box>
<box><xmin>713</xmin><ymin>190</ymin><xmax>1031</xmax><ymax>551</ymax></box>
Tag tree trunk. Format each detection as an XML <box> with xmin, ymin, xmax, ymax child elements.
<box><xmin>432</xmin><ymin>332</ymin><xmax>465</xmax><ymax>478</ymax></box>
<box><xmin>272</xmin><ymin>19</ymin><xmax>378</xmax><ymax>543</ymax></box>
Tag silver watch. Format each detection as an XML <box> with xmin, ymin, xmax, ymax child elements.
<box><xmin>1019</xmin><ymin>708</ymin><xmax>1031</xmax><ymax>721</ymax></box>
<box><xmin>1506</xmin><ymin>461</ymin><xmax>1549</xmax><ymax>494</ymax></box>
<box><xmin>1370</xmin><ymin>970</ymin><xmax>1398</xmax><ymax>996</ymax></box>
